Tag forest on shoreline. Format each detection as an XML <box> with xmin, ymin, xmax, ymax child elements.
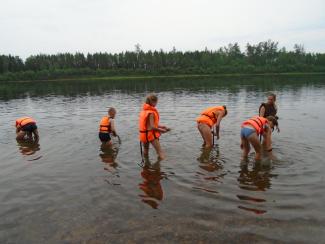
<box><xmin>1</xmin><ymin>40</ymin><xmax>325</xmax><ymax>82</ymax></box>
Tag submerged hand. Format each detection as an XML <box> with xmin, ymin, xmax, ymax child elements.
<box><xmin>269</xmin><ymin>154</ymin><xmax>277</xmax><ymax>161</ymax></box>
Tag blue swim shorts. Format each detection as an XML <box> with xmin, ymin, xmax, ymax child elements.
<box><xmin>240</xmin><ymin>127</ymin><xmax>256</xmax><ymax>138</ymax></box>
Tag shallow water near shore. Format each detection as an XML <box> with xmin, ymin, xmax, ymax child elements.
<box><xmin>0</xmin><ymin>76</ymin><xmax>325</xmax><ymax>243</ymax></box>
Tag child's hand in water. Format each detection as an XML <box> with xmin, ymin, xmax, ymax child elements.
<box><xmin>269</xmin><ymin>154</ymin><xmax>277</xmax><ymax>161</ymax></box>
<box><xmin>160</xmin><ymin>127</ymin><xmax>170</xmax><ymax>133</ymax></box>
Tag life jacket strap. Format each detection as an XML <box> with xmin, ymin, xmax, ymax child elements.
<box><xmin>202</xmin><ymin>113</ymin><xmax>214</xmax><ymax>120</ymax></box>
<box><xmin>202</xmin><ymin>114</ymin><xmax>214</xmax><ymax>119</ymax></box>
<box><xmin>250</xmin><ymin>117</ymin><xmax>264</xmax><ymax>134</ymax></box>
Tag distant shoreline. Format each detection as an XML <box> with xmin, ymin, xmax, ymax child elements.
<box><xmin>7</xmin><ymin>72</ymin><xmax>325</xmax><ymax>83</ymax></box>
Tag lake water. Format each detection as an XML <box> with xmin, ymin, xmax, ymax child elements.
<box><xmin>0</xmin><ymin>76</ymin><xmax>325</xmax><ymax>243</ymax></box>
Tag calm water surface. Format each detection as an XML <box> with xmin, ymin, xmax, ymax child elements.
<box><xmin>0</xmin><ymin>76</ymin><xmax>325</xmax><ymax>243</ymax></box>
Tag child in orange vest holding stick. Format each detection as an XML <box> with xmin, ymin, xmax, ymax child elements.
<box><xmin>139</xmin><ymin>94</ymin><xmax>170</xmax><ymax>160</ymax></box>
<box><xmin>196</xmin><ymin>105</ymin><xmax>227</xmax><ymax>148</ymax></box>
<box><xmin>240</xmin><ymin>116</ymin><xmax>278</xmax><ymax>161</ymax></box>
<box><xmin>15</xmin><ymin>116</ymin><xmax>39</xmax><ymax>141</ymax></box>
<box><xmin>99</xmin><ymin>107</ymin><xmax>119</xmax><ymax>146</ymax></box>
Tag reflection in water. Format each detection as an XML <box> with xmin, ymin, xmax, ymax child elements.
<box><xmin>99</xmin><ymin>145</ymin><xmax>119</xmax><ymax>169</ymax></box>
<box><xmin>237</xmin><ymin>161</ymin><xmax>277</xmax><ymax>215</ymax></box>
<box><xmin>193</xmin><ymin>146</ymin><xmax>226</xmax><ymax>193</ymax></box>
<box><xmin>1</xmin><ymin>75</ymin><xmax>324</xmax><ymax>100</ymax></box>
<box><xmin>238</xmin><ymin>161</ymin><xmax>274</xmax><ymax>191</ymax></box>
<box><xmin>1</xmin><ymin>76</ymin><xmax>325</xmax><ymax>243</ymax></box>
<box><xmin>197</xmin><ymin>146</ymin><xmax>223</xmax><ymax>173</ymax></box>
<box><xmin>99</xmin><ymin>145</ymin><xmax>120</xmax><ymax>185</ymax></box>
<box><xmin>139</xmin><ymin>159</ymin><xmax>165</xmax><ymax>209</ymax></box>
<box><xmin>17</xmin><ymin>139</ymin><xmax>41</xmax><ymax>160</ymax></box>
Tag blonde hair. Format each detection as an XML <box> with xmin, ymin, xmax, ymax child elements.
<box><xmin>145</xmin><ymin>94</ymin><xmax>158</xmax><ymax>105</ymax></box>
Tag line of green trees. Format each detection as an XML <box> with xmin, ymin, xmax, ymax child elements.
<box><xmin>1</xmin><ymin>40</ymin><xmax>325</xmax><ymax>81</ymax></box>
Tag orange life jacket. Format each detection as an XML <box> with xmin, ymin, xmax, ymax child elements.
<box><xmin>196</xmin><ymin>106</ymin><xmax>225</xmax><ymax>127</ymax></box>
<box><xmin>242</xmin><ymin>116</ymin><xmax>268</xmax><ymax>135</ymax></box>
<box><xmin>139</xmin><ymin>103</ymin><xmax>160</xmax><ymax>143</ymax></box>
<box><xmin>99</xmin><ymin>116</ymin><xmax>111</xmax><ymax>133</ymax></box>
<box><xmin>15</xmin><ymin>117</ymin><xmax>36</xmax><ymax>128</ymax></box>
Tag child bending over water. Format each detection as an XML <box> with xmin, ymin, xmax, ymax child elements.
<box><xmin>240</xmin><ymin>116</ymin><xmax>278</xmax><ymax>161</ymax></box>
<box><xmin>196</xmin><ymin>105</ymin><xmax>227</xmax><ymax>148</ymax></box>
<box><xmin>15</xmin><ymin>117</ymin><xmax>39</xmax><ymax>142</ymax></box>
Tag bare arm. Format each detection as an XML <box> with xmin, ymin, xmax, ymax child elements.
<box><xmin>15</xmin><ymin>123</ymin><xmax>22</xmax><ymax>134</ymax></box>
<box><xmin>259</xmin><ymin>106</ymin><xmax>266</xmax><ymax>117</ymax></box>
<box><xmin>158</xmin><ymin>125</ymin><xmax>171</xmax><ymax>131</ymax></box>
<box><xmin>33</xmin><ymin>130</ymin><xmax>39</xmax><ymax>142</ymax></box>
<box><xmin>214</xmin><ymin>111</ymin><xmax>224</xmax><ymax>139</ymax></box>
<box><xmin>148</xmin><ymin>114</ymin><xmax>168</xmax><ymax>133</ymax></box>
<box><xmin>263</xmin><ymin>127</ymin><xmax>274</xmax><ymax>159</ymax></box>
<box><xmin>110</xmin><ymin>120</ymin><xmax>117</xmax><ymax>137</ymax></box>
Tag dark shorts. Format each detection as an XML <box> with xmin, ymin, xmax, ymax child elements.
<box><xmin>21</xmin><ymin>123</ymin><xmax>37</xmax><ymax>132</ymax></box>
<box><xmin>99</xmin><ymin>132</ymin><xmax>111</xmax><ymax>143</ymax></box>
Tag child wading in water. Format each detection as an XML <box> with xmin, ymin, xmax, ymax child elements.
<box><xmin>259</xmin><ymin>93</ymin><xmax>280</xmax><ymax>132</ymax></box>
<box><xmin>15</xmin><ymin>116</ymin><xmax>39</xmax><ymax>142</ymax></box>
<box><xmin>196</xmin><ymin>105</ymin><xmax>227</xmax><ymax>148</ymax></box>
<box><xmin>139</xmin><ymin>94</ymin><xmax>170</xmax><ymax>160</ymax></box>
<box><xmin>99</xmin><ymin>107</ymin><xmax>119</xmax><ymax>147</ymax></box>
<box><xmin>240</xmin><ymin>116</ymin><xmax>278</xmax><ymax>161</ymax></box>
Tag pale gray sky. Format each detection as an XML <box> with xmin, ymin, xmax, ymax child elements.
<box><xmin>1</xmin><ymin>0</ymin><xmax>324</xmax><ymax>58</ymax></box>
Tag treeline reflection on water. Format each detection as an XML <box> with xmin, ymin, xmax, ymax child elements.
<box><xmin>0</xmin><ymin>75</ymin><xmax>324</xmax><ymax>100</ymax></box>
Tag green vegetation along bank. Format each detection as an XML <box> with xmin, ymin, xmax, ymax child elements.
<box><xmin>1</xmin><ymin>40</ymin><xmax>325</xmax><ymax>82</ymax></box>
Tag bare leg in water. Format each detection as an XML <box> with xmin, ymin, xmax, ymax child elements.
<box><xmin>248</xmin><ymin>134</ymin><xmax>262</xmax><ymax>161</ymax></box>
<box><xmin>144</xmin><ymin>139</ymin><xmax>165</xmax><ymax>160</ymax></box>
<box><xmin>197</xmin><ymin>123</ymin><xmax>213</xmax><ymax>148</ymax></box>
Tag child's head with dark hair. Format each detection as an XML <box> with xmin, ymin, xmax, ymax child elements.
<box><xmin>267</xmin><ymin>115</ymin><xmax>278</xmax><ymax>130</ymax></box>
<box><xmin>145</xmin><ymin>94</ymin><xmax>158</xmax><ymax>106</ymax></box>
<box><xmin>222</xmin><ymin>105</ymin><xmax>228</xmax><ymax>117</ymax></box>
<box><xmin>267</xmin><ymin>93</ymin><xmax>276</xmax><ymax>104</ymax></box>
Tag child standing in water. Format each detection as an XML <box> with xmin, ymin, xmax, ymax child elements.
<box><xmin>259</xmin><ymin>93</ymin><xmax>280</xmax><ymax>132</ymax></box>
<box><xmin>139</xmin><ymin>94</ymin><xmax>170</xmax><ymax>160</ymax></box>
<box><xmin>196</xmin><ymin>105</ymin><xmax>227</xmax><ymax>148</ymax></box>
<box><xmin>240</xmin><ymin>116</ymin><xmax>278</xmax><ymax>161</ymax></box>
<box><xmin>99</xmin><ymin>107</ymin><xmax>118</xmax><ymax>147</ymax></box>
<box><xmin>15</xmin><ymin>116</ymin><xmax>39</xmax><ymax>141</ymax></box>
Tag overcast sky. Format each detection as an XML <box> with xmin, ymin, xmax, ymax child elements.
<box><xmin>1</xmin><ymin>0</ymin><xmax>324</xmax><ymax>58</ymax></box>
